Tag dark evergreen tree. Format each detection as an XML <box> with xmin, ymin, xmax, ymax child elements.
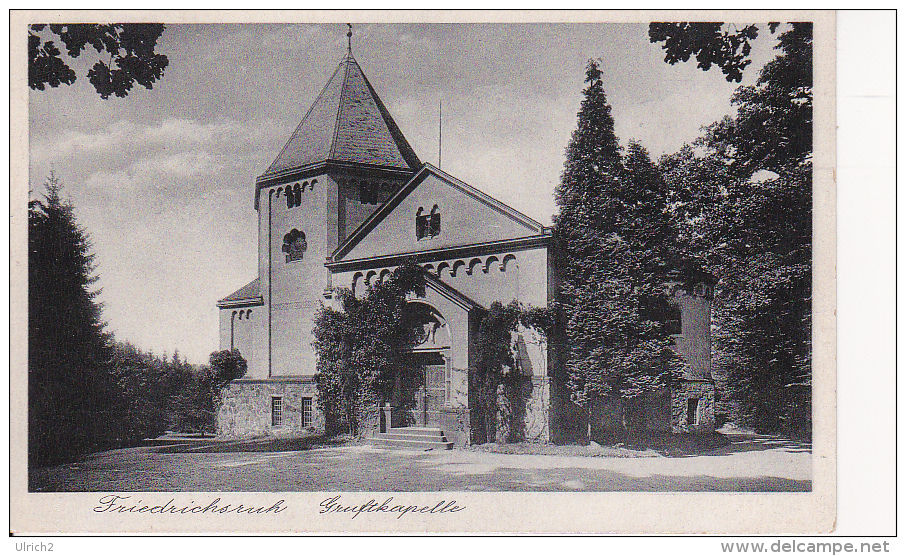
<box><xmin>622</xmin><ymin>140</ymin><xmax>677</xmax><ymax>278</ymax></box>
<box><xmin>28</xmin><ymin>173</ymin><xmax>119</xmax><ymax>466</ymax></box>
<box><xmin>554</xmin><ymin>61</ymin><xmax>680</xmax><ymax>430</ymax></box>
<box><xmin>29</xmin><ymin>174</ymin><xmax>217</xmax><ymax>460</ymax></box>
<box><xmin>110</xmin><ymin>341</ymin><xmax>164</xmax><ymax>443</ymax></box>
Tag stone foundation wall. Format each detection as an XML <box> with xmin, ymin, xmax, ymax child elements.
<box><xmin>216</xmin><ymin>378</ymin><xmax>323</xmax><ymax>438</ymax></box>
<box><xmin>587</xmin><ymin>385</ymin><xmax>701</xmax><ymax>439</ymax></box>
<box><xmin>671</xmin><ymin>380</ymin><xmax>716</xmax><ymax>433</ymax></box>
<box><xmin>437</xmin><ymin>408</ymin><xmax>471</xmax><ymax>446</ymax></box>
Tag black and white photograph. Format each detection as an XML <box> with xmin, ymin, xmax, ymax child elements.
<box><xmin>12</xmin><ymin>11</ymin><xmax>842</xmax><ymax>534</ymax></box>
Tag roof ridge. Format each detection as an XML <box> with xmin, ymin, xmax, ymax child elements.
<box><xmin>423</xmin><ymin>163</ymin><xmax>545</xmax><ymax>230</ymax></box>
<box><xmin>264</xmin><ymin>60</ymin><xmax>346</xmax><ymax>176</ymax></box>
<box><xmin>422</xmin><ymin>272</ymin><xmax>483</xmax><ymax>311</ymax></box>
<box><xmin>218</xmin><ymin>277</ymin><xmax>261</xmax><ymax>304</ymax></box>
<box><xmin>357</xmin><ymin>60</ymin><xmax>421</xmax><ymax>169</ymax></box>
<box><xmin>327</xmin><ymin>55</ymin><xmax>353</xmax><ymax>162</ymax></box>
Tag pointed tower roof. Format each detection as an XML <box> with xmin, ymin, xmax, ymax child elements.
<box><xmin>259</xmin><ymin>53</ymin><xmax>421</xmax><ymax>183</ymax></box>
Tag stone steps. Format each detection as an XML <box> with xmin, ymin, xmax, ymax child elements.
<box><xmin>369</xmin><ymin>427</ymin><xmax>453</xmax><ymax>451</ymax></box>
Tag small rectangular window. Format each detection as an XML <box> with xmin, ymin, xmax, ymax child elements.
<box><xmin>687</xmin><ymin>398</ymin><xmax>700</xmax><ymax>426</ymax></box>
<box><xmin>271</xmin><ymin>397</ymin><xmax>283</xmax><ymax>427</ymax></box>
<box><xmin>302</xmin><ymin>397</ymin><xmax>313</xmax><ymax>428</ymax></box>
<box><xmin>640</xmin><ymin>295</ymin><xmax>682</xmax><ymax>335</ymax></box>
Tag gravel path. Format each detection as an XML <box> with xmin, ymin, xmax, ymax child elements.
<box><xmin>30</xmin><ymin>434</ymin><xmax>810</xmax><ymax>492</ymax></box>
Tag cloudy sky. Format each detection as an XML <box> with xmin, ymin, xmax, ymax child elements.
<box><xmin>28</xmin><ymin>22</ymin><xmax>780</xmax><ymax>363</ymax></box>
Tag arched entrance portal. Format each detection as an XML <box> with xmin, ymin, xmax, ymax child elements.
<box><xmin>399</xmin><ymin>302</ymin><xmax>451</xmax><ymax>427</ymax></box>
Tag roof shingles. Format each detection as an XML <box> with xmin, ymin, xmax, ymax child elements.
<box><xmin>218</xmin><ymin>278</ymin><xmax>261</xmax><ymax>304</ymax></box>
<box><xmin>262</xmin><ymin>54</ymin><xmax>420</xmax><ymax>178</ymax></box>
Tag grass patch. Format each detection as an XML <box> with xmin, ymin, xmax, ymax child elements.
<box><xmin>595</xmin><ymin>432</ymin><xmax>732</xmax><ymax>457</ymax></box>
<box><xmin>152</xmin><ymin>433</ymin><xmax>359</xmax><ymax>454</ymax></box>
<box><xmin>467</xmin><ymin>441</ymin><xmax>661</xmax><ymax>458</ymax></box>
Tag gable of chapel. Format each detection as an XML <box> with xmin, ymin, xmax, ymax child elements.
<box><xmin>333</xmin><ymin>165</ymin><xmax>547</xmax><ymax>263</ymax></box>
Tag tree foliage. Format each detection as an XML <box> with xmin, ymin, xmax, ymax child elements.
<box><xmin>109</xmin><ymin>343</ymin><xmax>232</xmax><ymax>438</ymax></box>
<box><xmin>312</xmin><ymin>260</ymin><xmax>425</xmax><ymax>436</ymax></box>
<box><xmin>554</xmin><ymin>61</ymin><xmax>681</xmax><ymax>420</ymax></box>
<box><xmin>649</xmin><ymin>22</ymin><xmax>780</xmax><ymax>83</ymax></box>
<box><xmin>109</xmin><ymin>342</ymin><xmax>179</xmax><ymax>444</ymax></box>
<box><xmin>657</xmin><ymin>23</ymin><xmax>813</xmax><ymax>438</ymax></box>
<box><xmin>28</xmin><ymin>23</ymin><xmax>169</xmax><ymax>99</ymax></box>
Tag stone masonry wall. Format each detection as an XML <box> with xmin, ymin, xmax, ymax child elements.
<box><xmin>671</xmin><ymin>380</ymin><xmax>716</xmax><ymax>433</ymax></box>
<box><xmin>217</xmin><ymin>378</ymin><xmax>323</xmax><ymax>438</ymax></box>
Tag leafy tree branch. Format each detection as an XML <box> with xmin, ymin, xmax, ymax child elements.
<box><xmin>28</xmin><ymin>23</ymin><xmax>169</xmax><ymax>99</ymax></box>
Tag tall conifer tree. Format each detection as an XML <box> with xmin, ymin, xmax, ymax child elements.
<box><xmin>554</xmin><ymin>61</ymin><xmax>678</xmax><ymax>426</ymax></box>
<box><xmin>28</xmin><ymin>173</ymin><xmax>119</xmax><ymax>466</ymax></box>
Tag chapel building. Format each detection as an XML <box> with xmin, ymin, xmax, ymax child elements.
<box><xmin>215</xmin><ymin>44</ymin><xmax>717</xmax><ymax>446</ymax></box>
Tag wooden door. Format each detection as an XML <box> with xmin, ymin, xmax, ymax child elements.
<box><xmin>423</xmin><ymin>363</ymin><xmax>446</xmax><ymax>426</ymax></box>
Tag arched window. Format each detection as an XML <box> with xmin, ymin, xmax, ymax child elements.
<box><xmin>230</xmin><ymin>310</ymin><xmax>237</xmax><ymax>349</ymax></box>
<box><xmin>416</xmin><ymin>205</ymin><xmax>440</xmax><ymax>239</ymax></box>
<box><xmin>429</xmin><ymin>204</ymin><xmax>440</xmax><ymax>237</ymax></box>
<box><xmin>285</xmin><ymin>183</ymin><xmax>302</xmax><ymax>208</ymax></box>
<box><xmin>360</xmin><ymin>181</ymin><xmax>379</xmax><ymax>205</ymax></box>
<box><xmin>501</xmin><ymin>254</ymin><xmax>517</xmax><ymax>273</ymax></box>
<box><xmin>416</xmin><ymin>207</ymin><xmax>425</xmax><ymax>239</ymax></box>
<box><xmin>282</xmin><ymin>229</ymin><xmax>307</xmax><ymax>262</ymax></box>
<box><xmin>352</xmin><ymin>272</ymin><xmax>364</xmax><ymax>297</ymax></box>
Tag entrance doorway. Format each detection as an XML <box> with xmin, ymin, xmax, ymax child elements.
<box><xmin>413</xmin><ymin>351</ymin><xmax>446</xmax><ymax>426</ymax></box>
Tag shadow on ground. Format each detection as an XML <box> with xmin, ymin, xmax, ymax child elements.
<box><xmin>596</xmin><ymin>431</ymin><xmax>811</xmax><ymax>458</ymax></box>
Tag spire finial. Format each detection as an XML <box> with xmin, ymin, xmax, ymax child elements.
<box><xmin>346</xmin><ymin>23</ymin><xmax>353</xmax><ymax>53</ymax></box>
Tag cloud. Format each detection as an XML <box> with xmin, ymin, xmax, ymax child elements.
<box><xmin>139</xmin><ymin>151</ymin><xmax>219</xmax><ymax>179</ymax></box>
<box><xmin>33</xmin><ymin>117</ymin><xmax>283</xmax><ymax>162</ymax></box>
<box><xmin>31</xmin><ymin>116</ymin><xmax>290</xmax><ymax>200</ymax></box>
<box><xmin>83</xmin><ymin>150</ymin><xmax>219</xmax><ymax>193</ymax></box>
